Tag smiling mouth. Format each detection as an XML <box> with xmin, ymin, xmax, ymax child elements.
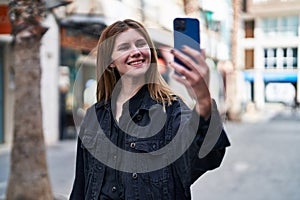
<box><xmin>127</xmin><ymin>59</ymin><xmax>145</xmax><ymax>66</ymax></box>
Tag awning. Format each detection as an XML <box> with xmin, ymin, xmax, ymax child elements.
<box><xmin>44</xmin><ymin>0</ymin><xmax>71</xmax><ymax>10</ymax></box>
<box><xmin>244</xmin><ymin>70</ymin><xmax>298</xmax><ymax>83</ymax></box>
<box><xmin>60</xmin><ymin>14</ymin><xmax>107</xmax><ymax>37</ymax></box>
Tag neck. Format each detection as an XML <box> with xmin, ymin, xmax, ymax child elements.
<box><xmin>117</xmin><ymin>76</ymin><xmax>145</xmax><ymax>103</ymax></box>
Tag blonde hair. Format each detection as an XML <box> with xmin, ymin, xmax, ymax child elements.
<box><xmin>96</xmin><ymin>19</ymin><xmax>176</xmax><ymax>105</ymax></box>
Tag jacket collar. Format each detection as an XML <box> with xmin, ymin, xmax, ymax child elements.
<box><xmin>94</xmin><ymin>84</ymin><xmax>158</xmax><ymax>112</ymax></box>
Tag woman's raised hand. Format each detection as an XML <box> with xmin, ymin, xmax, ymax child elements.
<box><xmin>169</xmin><ymin>45</ymin><xmax>211</xmax><ymax>118</ymax></box>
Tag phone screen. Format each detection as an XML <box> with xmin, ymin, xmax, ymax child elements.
<box><xmin>173</xmin><ymin>18</ymin><xmax>200</xmax><ymax>73</ymax></box>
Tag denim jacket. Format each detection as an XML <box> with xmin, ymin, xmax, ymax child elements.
<box><xmin>70</xmin><ymin>88</ymin><xmax>230</xmax><ymax>200</ymax></box>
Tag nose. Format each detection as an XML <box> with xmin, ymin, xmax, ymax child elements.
<box><xmin>129</xmin><ymin>46</ymin><xmax>142</xmax><ymax>57</ymax></box>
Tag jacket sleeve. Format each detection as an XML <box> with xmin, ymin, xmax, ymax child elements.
<box><xmin>172</xmin><ymin>99</ymin><xmax>230</xmax><ymax>194</ymax></box>
<box><xmin>69</xmin><ymin>117</ymin><xmax>87</xmax><ymax>199</ymax></box>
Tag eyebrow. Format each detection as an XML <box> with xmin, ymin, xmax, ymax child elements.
<box><xmin>136</xmin><ymin>38</ymin><xmax>147</xmax><ymax>43</ymax></box>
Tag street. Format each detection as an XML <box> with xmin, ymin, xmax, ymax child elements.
<box><xmin>192</xmin><ymin>107</ymin><xmax>300</xmax><ymax>200</ymax></box>
<box><xmin>1</xmin><ymin>106</ymin><xmax>300</xmax><ymax>200</ymax></box>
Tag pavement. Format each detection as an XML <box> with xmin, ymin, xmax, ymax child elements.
<box><xmin>192</xmin><ymin>106</ymin><xmax>300</xmax><ymax>200</ymax></box>
<box><xmin>0</xmin><ymin>139</ymin><xmax>77</xmax><ymax>200</ymax></box>
<box><xmin>1</xmin><ymin>103</ymin><xmax>300</xmax><ymax>200</ymax></box>
<box><xmin>240</xmin><ymin>102</ymin><xmax>287</xmax><ymax>123</ymax></box>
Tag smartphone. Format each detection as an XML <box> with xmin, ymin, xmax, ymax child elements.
<box><xmin>173</xmin><ymin>18</ymin><xmax>200</xmax><ymax>74</ymax></box>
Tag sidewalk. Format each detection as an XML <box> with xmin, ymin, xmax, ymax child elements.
<box><xmin>0</xmin><ymin>139</ymin><xmax>77</xmax><ymax>200</ymax></box>
<box><xmin>240</xmin><ymin>102</ymin><xmax>287</xmax><ymax>123</ymax></box>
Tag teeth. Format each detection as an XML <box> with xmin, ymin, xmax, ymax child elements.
<box><xmin>130</xmin><ymin>60</ymin><xmax>143</xmax><ymax>65</ymax></box>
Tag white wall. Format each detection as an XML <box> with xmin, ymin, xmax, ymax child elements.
<box><xmin>41</xmin><ymin>13</ymin><xmax>59</xmax><ymax>144</ymax></box>
<box><xmin>100</xmin><ymin>0</ymin><xmax>142</xmax><ymax>23</ymax></box>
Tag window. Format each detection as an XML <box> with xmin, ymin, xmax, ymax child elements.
<box><xmin>262</xmin><ymin>16</ymin><xmax>298</xmax><ymax>37</ymax></box>
<box><xmin>245</xmin><ymin>49</ymin><xmax>254</xmax><ymax>69</ymax></box>
<box><xmin>242</xmin><ymin>0</ymin><xmax>247</xmax><ymax>12</ymax></box>
<box><xmin>285</xmin><ymin>16</ymin><xmax>298</xmax><ymax>36</ymax></box>
<box><xmin>264</xmin><ymin>48</ymin><xmax>276</xmax><ymax>68</ymax></box>
<box><xmin>245</xmin><ymin>20</ymin><xmax>254</xmax><ymax>38</ymax></box>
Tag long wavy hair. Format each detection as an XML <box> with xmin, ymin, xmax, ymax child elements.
<box><xmin>96</xmin><ymin>19</ymin><xmax>176</xmax><ymax>105</ymax></box>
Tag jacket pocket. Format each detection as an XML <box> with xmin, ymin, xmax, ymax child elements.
<box><xmin>133</xmin><ymin>139</ymin><xmax>170</xmax><ymax>192</ymax></box>
<box><xmin>81</xmin><ymin>130</ymin><xmax>102</xmax><ymax>171</ymax></box>
<box><xmin>134</xmin><ymin>139</ymin><xmax>160</xmax><ymax>153</ymax></box>
<box><xmin>81</xmin><ymin>130</ymin><xmax>98</xmax><ymax>151</ymax></box>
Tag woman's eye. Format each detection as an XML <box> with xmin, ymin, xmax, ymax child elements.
<box><xmin>136</xmin><ymin>40</ymin><xmax>147</xmax><ymax>47</ymax></box>
<box><xmin>117</xmin><ymin>44</ymin><xmax>129</xmax><ymax>51</ymax></box>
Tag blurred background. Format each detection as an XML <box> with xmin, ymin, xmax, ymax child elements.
<box><xmin>0</xmin><ymin>0</ymin><xmax>300</xmax><ymax>199</ymax></box>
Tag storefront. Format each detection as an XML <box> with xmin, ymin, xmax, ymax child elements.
<box><xmin>243</xmin><ymin>70</ymin><xmax>299</xmax><ymax>106</ymax></box>
<box><xmin>59</xmin><ymin>14</ymin><xmax>107</xmax><ymax>139</ymax></box>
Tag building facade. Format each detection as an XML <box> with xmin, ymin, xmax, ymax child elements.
<box><xmin>58</xmin><ymin>0</ymin><xmax>233</xmax><ymax>113</ymax></box>
<box><xmin>0</xmin><ymin>0</ymin><xmax>233</xmax><ymax>144</ymax></box>
<box><xmin>240</xmin><ymin>0</ymin><xmax>300</xmax><ymax>108</ymax></box>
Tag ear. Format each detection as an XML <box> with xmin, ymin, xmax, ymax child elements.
<box><xmin>107</xmin><ymin>64</ymin><xmax>116</xmax><ymax>73</ymax></box>
<box><xmin>109</xmin><ymin>63</ymin><xmax>116</xmax><ymax>68</ymax></box>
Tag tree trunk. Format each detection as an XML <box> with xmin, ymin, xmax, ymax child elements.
<box><xmin>6</xmin><ymin>38</ymin><xmax>53</xmax><ymax>200</ymax></box>
<box><xmin>231</xmin><ymin>0</ymin><xmax>241</xmax><ymax>69</ymax></box>
<box><xmin>6</xmin><ymin>0</ymin><xmax>53</xmax><ymax>199</ymax></box>
<box><xmin>226</xmin><ymin>0</ymin><xmax>242</xmax><ymax>121</ymax></box>
<box><xmin>183</xmin><ymin>0</ymin><xmax>200</xmax><ymax>17</ymax></box>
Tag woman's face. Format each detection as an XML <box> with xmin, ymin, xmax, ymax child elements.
<box><xmin>111</xmin><ymin>28</ymin><xmax>151</xmax><ymax>78</ymax></box>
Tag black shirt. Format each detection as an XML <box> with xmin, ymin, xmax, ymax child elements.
<box><xmin>99</xmin><ymin>120</ymin><xmax>125</xmax><ymax>199</ymax></box>
<box><xmin>99</xmin><ymin>86</ymin><xmax>146</xmax><ymax>200</ymax></box>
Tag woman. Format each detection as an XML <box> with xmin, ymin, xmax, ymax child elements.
<box><xmin>70</xmin><ymin>19</ymin><xmax>230</xmax><ymax>200</ymax></box>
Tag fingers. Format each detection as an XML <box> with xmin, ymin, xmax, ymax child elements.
<box><xmin>181</xmin><ymin>45</ymin><xmax>203</xmax><ymax>62</ymax></box>
<box><xmin>169</xmin><ymin>46</ymin><xmax>212</xmax><ymax>117</ymax></box>
<box><xmin>171</xmin><ymin>47</ymin><xmax>199</xmax><ymax>73</ymax></box>
<box><xmin>170</xmin><ymin>46</ymin><xmax>209</xmax><ymax>84</ymax></box>
<box><xmin>169</xmin><ymin>60</ymin><xmax>198</xmax><ymax>82</ymax></box>
<box><xmin>171</xmin><ymin>73</ymin><xmax>199</xmax><ymax>101</ymax></box>
<box><xmin>182</xmin><ymin>46</ymin><xmax>209</xmax><ymax>77</ymax></box>
<box><xmin>169</xmin><ymin>45</ymin><xmax>210</xmax><ymax>95</ymax></box>
<box><xmin>172</xmin><ymin>46</ymin><xmax>209</xmax><ymax>72</ymax></box>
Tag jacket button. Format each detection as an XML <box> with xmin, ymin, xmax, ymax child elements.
<box><xmin>136</xmin><ymin>114</ymin><xmax>142</xmax><ymax>121</ymax></box>
<box><xmin>152</xmin><ymin>144</ymin><xmax>156</xmax><ymax>149</ymax></box>
<box><xmin>132</xmin><ymin>173</ymin><xmax>138</xmax><ymax>179</ymax></box>
<box><xmin>112</xmin><ymin>186</ymin><xmax>117</xmax><ymax>192</ymax></box>
<box><xmin>130</xmin><ymin>142</ymin><xmax>136</xmax><ymax>148</ymax></box>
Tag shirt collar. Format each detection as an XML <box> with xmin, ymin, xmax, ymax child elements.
<box><xmin>95</xmin><ymin>84</ymin><xmax>156</xmax><ymax>113</ymax></box>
